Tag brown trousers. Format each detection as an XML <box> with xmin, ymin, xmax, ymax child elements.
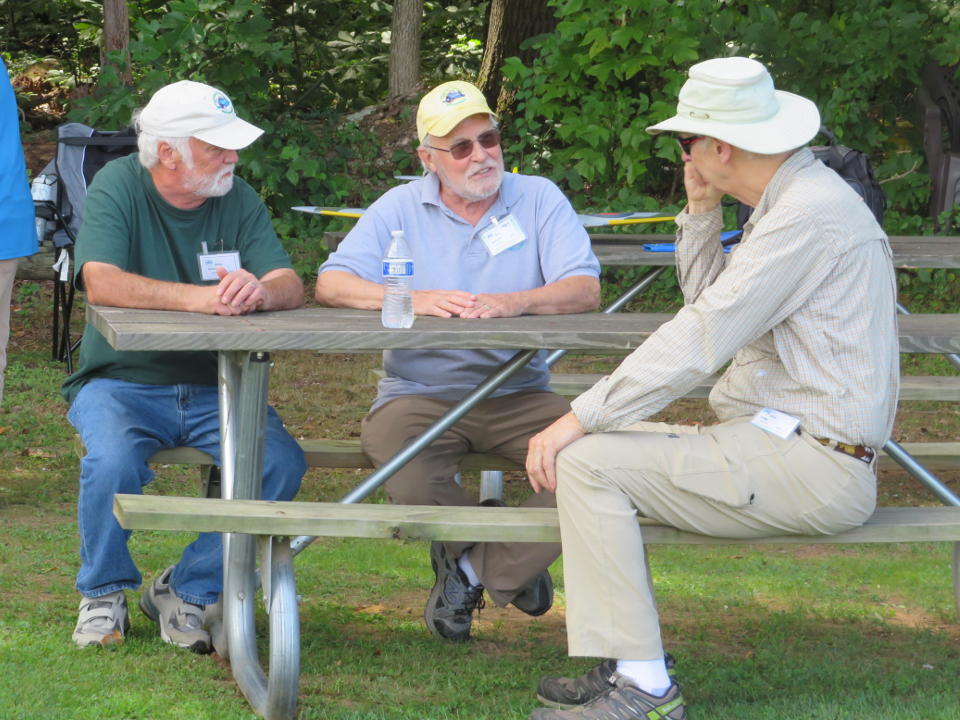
<box><xmin>361</xmin><ymin>390</ymin><xmax>570</xmax><ymax>606</ymax></box>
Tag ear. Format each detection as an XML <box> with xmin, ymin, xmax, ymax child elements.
<box><xmin>157</xmin><ymin>141</ymin><xmax>180</xmax><ymax>170</ymax></box>
<box><xmin>706</xmin><ymin>139</ymin><xmax>734</xmax><ymax>164</ymax></box>
<box><xmin>417</xmin><ymin>145</ymin><xmax>437</xmax><ymax>174</ymax></box>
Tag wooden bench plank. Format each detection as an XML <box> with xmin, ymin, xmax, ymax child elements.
<box><xmin>149</xmin><ymin>438</ymin><xmax>960</xmax><ymax>472</ymax></box>
<box><xmin>113</xmin><ymin>495</ymin><xmax>960</xmax><ymax>545</ymax></box>
<box><xmin>368</xmin><ymin>369</ymin><xmax>960</xmax><ymax>402</ymax></box>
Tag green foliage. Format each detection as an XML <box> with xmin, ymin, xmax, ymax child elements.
<box><xmin>54</xmin><ymin>0</ymin><xmax>486</xmax><ymax>276</ymax></box>
<box><xmin>504</xmin><ymin>0</ymin><xmax>960</xmax><ymax>227</ymax></box>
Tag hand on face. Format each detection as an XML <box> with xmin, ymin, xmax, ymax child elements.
<box><xmin>681</xmin><ymin>141</ymin><xmax>724</xmax><ymax>213</ymax></box>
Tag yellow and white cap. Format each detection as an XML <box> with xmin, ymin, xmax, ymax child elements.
<box><xmin>416</xmin><ymin>81</ymin><xmax>497</xmax><ymax>143</ymax></box>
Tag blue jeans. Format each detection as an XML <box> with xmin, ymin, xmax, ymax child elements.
<box><xmin>68</xmin><ymin>378</ymin><xmax>306</xmax><ymax>605</ymax></box>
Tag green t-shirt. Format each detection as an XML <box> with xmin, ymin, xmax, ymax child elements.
<box><xmin>61</xmin><ymin>153</ymin><xmax>293</xmax><ymax>404</ymax></box>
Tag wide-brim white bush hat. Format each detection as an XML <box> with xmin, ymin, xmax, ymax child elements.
<box><xmin>647</xmin><ymin>56</ymin><xmax>821</xmax><ymax>155</ymax></box>
<box><xmin>139</xmin><ymin>80</ymin><xmax>264</xmax><ymax>150</ymax></box>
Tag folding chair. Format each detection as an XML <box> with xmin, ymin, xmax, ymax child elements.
<box><xmin>917</xmin><ymin>63</ymin><xmax>960</xmax><ymax>226</ymax></box>
<box><xmin>32</xmin><ymin>122</ymin><xmax>138</xmax><ymax>372</ymax></box>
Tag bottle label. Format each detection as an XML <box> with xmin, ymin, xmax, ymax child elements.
<box><xmin>382</xmin><ymin>260</ymin><xmax>413</xmax><ymax>277</ymax></box>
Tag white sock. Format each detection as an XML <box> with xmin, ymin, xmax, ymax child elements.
<box><xmin>457</xmin><ymin>551</ymin><xmax>482</xmax><ymax>587</ymax></box>
<box><xmin>616</xmin><ymin>658</ymin><xmax>672</xmax><ymax>697</ymax></box>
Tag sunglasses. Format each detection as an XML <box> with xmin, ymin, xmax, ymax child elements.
<box><xmin>426</xmin><ymin>129</ymin><xmax>502</xmax><ymax>160</ymax></box>
<box><xmin>676</xmin><ymin>135</ymin><xmax>703</xmax><ymax>153</ymax></box>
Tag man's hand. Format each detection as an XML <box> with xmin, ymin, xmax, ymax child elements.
<box><xmin>412</xmin><ymin>289</ymin><xmax>478</xmax><ymax>318</ymax></box>
<box><xmin>457</xmin><ymin>292</ymin><xmax>522</xmax><ymax>319</ymax></box>
<box><xmin>526</xmin><ymin>411</ymin><xmax>586</xmax><ymax>493</ymax></box>
<box><xmin>683</xmin><ymin>162</ymin><xmax>723</xmax><ymax>215</ymax></box>
<box><xmin>214</xmin><ymin>266</ymin><xmax>266</xmax><ymax>315</ymax></box>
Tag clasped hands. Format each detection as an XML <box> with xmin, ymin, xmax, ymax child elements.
<box><xmin>208</xmin><ymin>266</ymin><xmax>267</xmax><ymax>315</ymax></box>
<box><xmin>412</xmin><ymin>289</ymin><xmax>520</xmax><ymax>319</ymax></box>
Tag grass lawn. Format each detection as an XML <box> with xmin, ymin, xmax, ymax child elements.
<box><xmin>1</xmin><ymin>281</ymin><xmax>959</xmax><ymax>720</ymax></box>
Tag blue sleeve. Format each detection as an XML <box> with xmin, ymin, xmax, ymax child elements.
<box><xmin>532</xmin><ymin>178</ymin><xmax>601</xmax><ymax>284</ymax></box>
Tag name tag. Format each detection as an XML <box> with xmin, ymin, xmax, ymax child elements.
<box><xmin>479</xmin><ymin>214</ymin><xmax>526</xmax><ymax>256</ymax></box>
<box><xmin>750</xmin><ymin>407</ymin><xmax>799</xmax><ymax>439</ymax></box>
<box><xmin>198</xmin><ymin>250</ymin><xmax>242</xmax><ymax>281</ymax></box>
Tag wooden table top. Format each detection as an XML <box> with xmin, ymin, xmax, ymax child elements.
<box><xmin>88</xmin><ymin>306</ymin><xmax>960</xmax><ymax>355</ymax></box>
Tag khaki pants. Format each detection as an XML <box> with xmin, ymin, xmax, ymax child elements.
<box><xmin>555</xmin><ymin>416</ymin><xmax>877</xmax><ymax>660</ymax></box>
<box><xmin>0</xmin><ymin>258</ymin><xmax>18</xmax><ymax>407</ymax></box>
<box><xmin>362</xmin><ymin>391</ymin><xmax>570</xmax><ymax>606</ymax></box>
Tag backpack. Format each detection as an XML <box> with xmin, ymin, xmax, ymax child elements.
<box><xmin>737</xmin><ymin>126</ymin><xmax>886</xmax><ymax>228</ymax></box>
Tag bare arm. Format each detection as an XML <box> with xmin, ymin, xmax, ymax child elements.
<box><xmin>82</xmin><ymin>261</ymin><xmax>303</xmax><ymax>315</ymax></box>
<box><xmin>315</xmin><ymin>269</ymin><xmax>479</xmax><ymax>318</ymax></box>
<box><xmin>459</xmin><ymin>275</ymin><xmax>600</xmax><ymax>319</ymax></box>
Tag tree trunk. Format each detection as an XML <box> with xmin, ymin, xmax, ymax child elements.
<box><xmin>102</xmin><ymin>0</ymin><xmax>132</xmax><ymax>85</ymax></box>
<box><xmin>476</xmin><ymin>0</ymin><xmax>557</xmax><ymax>113</ymax></box>
<box><xmin>388</xmin><ymin>0</ymin><xmax>423</xmax><ymax>99</ymax></box>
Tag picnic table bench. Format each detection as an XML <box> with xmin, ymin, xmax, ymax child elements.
<box><xmin>90</xmin><ymin>305</ymin><xmax>960</xmax><ymax>720</ymax></box>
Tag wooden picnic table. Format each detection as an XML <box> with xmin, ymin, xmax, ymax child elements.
<box><xmin>90</xmin><ymin>305</ymin><xmax>960</xmax><ymax>719</ymax></box>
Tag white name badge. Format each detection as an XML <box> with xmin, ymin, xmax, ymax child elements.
<box><xmin>750</xmin><ymin>407</ymin><xmax>800</xmax><ymax>439</ymax></box>
<box><xmin>198</xmin><ymin>251</ymin><xmax>242</xmax><ymax>281</ymax></box>
<box><xmin>479</xmin><ymin>214</ymin><xmax>527</xmax><ymax>256</ymax></box>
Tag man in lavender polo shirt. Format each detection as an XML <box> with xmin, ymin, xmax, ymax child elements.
<box><xmin>316</xmin><ymin>80</ymin><xmax>600</xmax><ymax>641</ymax></box>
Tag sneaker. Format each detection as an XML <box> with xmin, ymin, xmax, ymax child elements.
<box><xmin>511</xmin><ymin>569</ymin><xmax>553</xmax><ymax>616</ymax></box>
<box><xmin>537</xmin><ymin>654</ymin><xmax>677</xmax><ymax>710</ymax></box>
<box><xmin>424</xmin><ymin>542</ymin><xmax>485</xmax><ymax>641</ymax></box>
<box><xmin>530</xmin><ymin>676</ymin><xmax>686</xmax><ymax>720</ymax></box>
<box><xmin>139</xmin><ymin>566</ymin><xmax>212</xmax><ymax>654</ymax></box>
<box><xmin>73</xmin><ymin>590</ymin><xmax>130</xmax><ymax>648</ymax></box>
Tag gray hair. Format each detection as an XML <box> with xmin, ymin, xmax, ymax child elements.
<box><xmin>131</xmin><ymin>108</ymin><xmax>193</xmax><ymax>169</ymax></box>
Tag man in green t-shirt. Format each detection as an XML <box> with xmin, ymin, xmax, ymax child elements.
<box><xmin>63</xmin><ymin>80</ymin><xmax>307</xmax><ymax>653</ymax></box>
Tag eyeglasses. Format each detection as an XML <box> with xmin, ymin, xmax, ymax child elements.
<box><xmin>676</xmin><ymin>135</ymin><xmax>703</xmax><ymax>154</ymax></box>
<box><xmin>426</xmin><ymin>129</ymin><xmax>501</xmax><ymax>160</ymax></box>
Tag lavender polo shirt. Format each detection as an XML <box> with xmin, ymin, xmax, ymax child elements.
<box><xmin>318</xmin><ymin>171</ymin><xmax>600</xmax><ymax>410</ymax></box>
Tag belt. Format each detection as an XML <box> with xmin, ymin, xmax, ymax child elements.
<box><xmin>795</xmin><ymin>428</ymin><xmax>876</xmax><ymax>464</ymax></box>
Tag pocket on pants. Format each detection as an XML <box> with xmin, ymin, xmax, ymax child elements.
<box><xmin>665</xmin><ymin>427</ymin><xmax>760</xmax><ymax>508</ymax></box>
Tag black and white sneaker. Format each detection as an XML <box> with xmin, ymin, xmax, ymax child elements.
<box><xmin>423</xmin><ymin>542</ymin><xmax>485</xmax><ymax>641</ymax></box>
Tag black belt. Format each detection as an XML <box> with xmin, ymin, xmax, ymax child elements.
<box><xmin>795</xmin><ymin>427</ymin><xmax>876</xmax><ymax>464</ymax></box>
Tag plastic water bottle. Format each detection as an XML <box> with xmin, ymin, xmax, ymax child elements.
<box><xmin>381</xmin><ymin>229</ymin><xmax>414</xmax><ymax>328</ymax></box>
<box><xmin>30</xmin><ymin>173</ymin><xmax>57</xmax><ymax>245</ymax></box>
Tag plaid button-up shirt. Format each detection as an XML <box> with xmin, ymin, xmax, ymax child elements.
<box><xmin>572</xmin><ymin>148</ymin><xmax>899</xmax><ymax>448</ymax></box>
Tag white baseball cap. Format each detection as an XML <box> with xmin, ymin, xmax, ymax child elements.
<box><xmin>646</xmin><ymin>57</ymin><xmax>820</xmax><ymax>155</ymax></box>
<box><xmin>138</xmin><ymin>80</ymin><xmax>264</xmax><ymax>150</ymax></box>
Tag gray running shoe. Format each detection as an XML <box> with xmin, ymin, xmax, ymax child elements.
<box><xmin>139</xmin><ymin>566</ymin><xmax>212</xmax><ymax>654</ymax></box>
<box><xmin>73</xmin><ymin>590</ymin><xmax>130</xmax><ymax>648</ymax></box>
<box><xmin>530</xmin><ymin>676</ymin><xmax>686</xmax><ymax>720</ymax></box>
<box><xmin>424</xmin><ymin>542</ymin><xmax>485</xmax><ymax>641</ymax></box>
<box><xmin>537</xmin><ymin>654</ymin><xmax>676</xmax><ymax>709</ymax></box>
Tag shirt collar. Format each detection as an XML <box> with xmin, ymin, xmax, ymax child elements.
<box><xmin>746</xmin><ymin>147</ymin><xmax>815</xmax><ymax>230</ymax></box>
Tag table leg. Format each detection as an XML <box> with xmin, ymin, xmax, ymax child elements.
<box><xmin>218</xmin><ymin>351</ymin><xmax>300</xmax><ymax>720</ymax></box>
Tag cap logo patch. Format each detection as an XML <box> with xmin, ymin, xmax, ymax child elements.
<box><xmin>212</xmin><ymin>91</ymin><xmax>234</xmax><ymax>114</ymax></box>
<box><xmin>442</xmin><ymin>89</ymin><xmax>467</xmax><ymax>106</ymax></box>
